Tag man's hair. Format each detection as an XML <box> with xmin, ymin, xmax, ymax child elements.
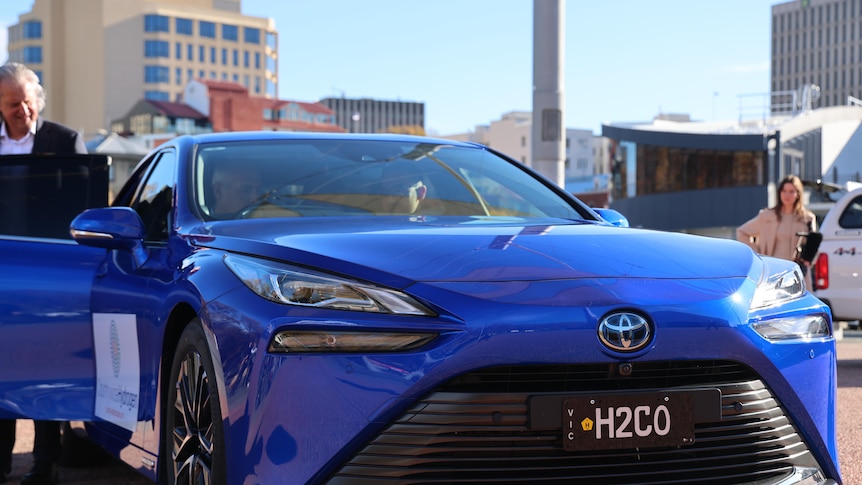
<box><xmin>0</xmin><ymin>62</ymin><xmax>46</xmax><ymax>113</ymax></box>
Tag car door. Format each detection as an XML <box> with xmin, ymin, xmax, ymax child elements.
<box><xmin>86</xmin><ymin>148</ymin><xmax>177</xmax><ymax>435</ymax></box>
<box><xmin>0</xmin><ymin>154</ymin><xmax>109</xmax><ymax>420</ymax></box>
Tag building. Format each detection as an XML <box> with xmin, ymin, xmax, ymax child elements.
<box><xmin>183</xmin><ymin>79</ymin><xmax>343</xmax><ymax>133</ymax></box>
<box><xmin>110</xmin><ymin>98</ymin><xmax>212</xmax><ymax>137</ymax></box>
<box><xmin>602</xmin><ymin>105</ymin><xmax>862</xmax><ymax>237</ymax></box>
<box><xmin>771</xmin><ymin>0</ymin><xmax>862</xmax><ymax>112</ymax></box>
<box><xmin>319</xmin><ymin>97</ymin><xmax>425</xmax><ymax>134</ymax></box>
<box><xmin>6</xmin><ymin>0</ymin><xmax>277</xmax><ymax>138</ymax></box>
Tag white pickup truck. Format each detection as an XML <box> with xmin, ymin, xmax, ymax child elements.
<box><xmin>813</xmin><ymin>184</ymin><xmax>862</xmax><ymax>322</ymax></box>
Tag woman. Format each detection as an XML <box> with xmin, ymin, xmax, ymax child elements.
<box><xmin>736</xmin><ymin>174</ymin><xmax>817</xmax><ymax>268</ymax></box>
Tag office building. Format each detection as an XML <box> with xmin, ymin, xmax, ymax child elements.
<box><xmin>771</xmin><ymin>0</ymin><xmax>862</xmax><ymax>111</ymax></box>
<box><xmin>319</xmin><ymin>97</ymin><xmax>425</xmax><ymax>134</ymax></box>
<box><xmin>6</xmin><ymin>0</ymin><xmax>277</xmax><ymax>137</ymax></box>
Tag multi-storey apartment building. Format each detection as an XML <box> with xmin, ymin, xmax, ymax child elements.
<box><xmin>6</xmin><ymin>0</ymin><xmax>277</xmax><ymax>137</ymax></box>
<box><xmin>771</xmin><ymin>0</ymin><xmax>862</xmax><ymax>112</ymax></box>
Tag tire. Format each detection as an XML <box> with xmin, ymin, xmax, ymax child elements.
<box><xmin>165</xmin><ymin>320</ymin><xmax>226</xmax><ymax>485</ymax></box>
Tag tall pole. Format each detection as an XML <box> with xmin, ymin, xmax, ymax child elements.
<box><xmin>532</xmin><ymin>0</ymin><xmax>566</xmax><ymax>187</ymax></box>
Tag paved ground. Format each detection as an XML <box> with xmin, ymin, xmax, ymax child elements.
<box><xmin>5</xmin><ymin>422</ymin><xmax>149</xmax><ymax>484</ymax></box>
<box><xmin>6</xmin><ymin>330</ymin><xmax>862</xmax><ymax>484</ymax></box>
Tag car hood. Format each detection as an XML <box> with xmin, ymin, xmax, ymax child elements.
<box><xmin>189</xmin><ymin>217</ymin><xmax>756</xmax><ymax>284</ymax></box>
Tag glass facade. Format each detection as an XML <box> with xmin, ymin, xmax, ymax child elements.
<box><xmin>610</xmin><ymin>142</ymin><xmax>763</xmax><ymax>201</ymax></box>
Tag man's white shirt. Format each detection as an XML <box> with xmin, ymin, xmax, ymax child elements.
<box><xmin>0</xmin><ymin>121</ymin><xmax>35</xmax><ymax>155</ymax></box>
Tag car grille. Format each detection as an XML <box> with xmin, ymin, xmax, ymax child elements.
<box><xmin>327</xmin><ymin>360</ymin><xmax>820</xmax><ymax>484</ymax></box>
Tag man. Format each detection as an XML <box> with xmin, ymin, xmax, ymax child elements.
<box><xmin>0</xmin><ymin>62</ymin><xmax>86</xmax><ymax>485</ymax></box>
<box><xmin>210</xmin><ymin>163</ymin><xmax>263</xmax><ymax>218</ymax></box>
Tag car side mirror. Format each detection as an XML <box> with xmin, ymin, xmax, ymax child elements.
<box><xmin>70</xmin><ymin>207</ymin><xmax>148</xmax><ymax>266</ymax></box>
<box><xmin>593</xmin><ymin>208</ymin><xmax>630</xmax><ymax>228</ymax></box>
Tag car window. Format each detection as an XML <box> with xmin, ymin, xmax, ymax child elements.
<box><xmin>193</xmin><ymin>140</ymin><xmax>590</xmax><ymax>221</ymax></box>
<box><xmin>133</xmin><ymin>150</ymin><xmax>176</xmax><ymax>242</ymax></box>
<box><xmin>0</xmin><ymin>155</ymin><xmax>110</xmax><ymax>239</ymax></box>
<box><xmin>838</xmin><ymin>195</ymin><xmax>862</xmax><ymax>229</ymax></box>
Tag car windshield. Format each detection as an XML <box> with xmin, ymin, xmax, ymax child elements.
<box><xmin>193</xmin><ymin>139</ymin><xmax>589</xmax><ymax>220</ymax></box>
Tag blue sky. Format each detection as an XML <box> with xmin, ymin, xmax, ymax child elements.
<box><xmin>1</xmin><ymin>0</ymin><xmax>779</xmax><ymax>135</ymax></box>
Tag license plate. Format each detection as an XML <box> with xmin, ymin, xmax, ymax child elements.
<box><xmin>563</xmin><ymin>391</ymin><xmax>695</xmax><ymax>451</ymax></box>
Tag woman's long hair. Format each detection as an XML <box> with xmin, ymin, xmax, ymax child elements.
<box><xmin>772</xmin><ymin>174</ymin><xmax>806</xmax><ymax>221</ymax></box>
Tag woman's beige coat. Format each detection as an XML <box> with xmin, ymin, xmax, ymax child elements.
<box><xmin>736</xmin><ymin>208</ymin><xmax>817</xmax><ymax>258</ymax></box>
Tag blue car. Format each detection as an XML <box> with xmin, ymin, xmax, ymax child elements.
<box><xmin>0</xmin><ymin>132</ymin><xmax>839</xmax><ymax>484</ymax></box>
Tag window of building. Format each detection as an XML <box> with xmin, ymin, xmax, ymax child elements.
<box><xmin>176</xmin><ymin>67</ymin><xmax>182</xmax><ymax>85</ymax></box>
<box><xmin>255</xmin><ymin>53</ymin><xmax>261</xmax><ymax>69</ymax></box>
<box><xmin>176</xmin><ymin>17</ymin><xmax>193</xmax><ymax>35</ymax></box>
<box><xmin>199</xmin><ymin>45</ymin><xmax>205</xmax><ymax>62</ymax></box>
<box><xmin>255</xmin><ymin>76</ymin><xmax>261</xmax><ymax>94</ymax></box>
<box><xmin>145</xmin><ymin>90</ymin><xmax>170</xmax><ymax>101</ymax></box>
<box><xmin>199</xmin><ymin>70</ymin><xmax>205</xmax><ymax>79</ymax></box>
<box><xmin>19</xmin><ymin>46</ymin><xmax>42</xmax><ymax>64</ymax></box>
<box><xmin>266</xmin><ymin>79</ymin><xmax>276</xmax><ymax>97</ymax></box>
<box><xmin>210</xmin><ymin>47</ymin><xmax>216</xmax><ymax>64</ymax></box>
<box><xmin>144</xmin><ymin>15</ymin><xmax>169</xmax><ymax>32</ymax></box>
<box><xmin>233</xmin><ymin>49</ymin><xmax>238</xmax><ymax>66</ymax></box>
<box><xmin>23</xmin><ymin>20</ymin><xmax>41</xmax><ymax>39</ymax></box>
<box><xmin>244</xmin><ymin>27</ymin><xmax>260</xmax><ymax>44</ymax></box>
<box><xmin>243</xmin><ymin>75</ymin><xmax>250</xmax><ymax>88</ymax></box>
<box><xmin>210</xmin><ymin>71</ymin><xmax>216</xmax><ymax>79</ymax></box>
<box><xmin>266</xmin><ymin>54</ymin><xmax>276</xmax><ymax>72</ymax></box>
<box><xmin>266</xmin><ymin>32</ymin><xmax>276</xmax><ymax>50</ymax></box>
<box><xmin>145</xmin><ymin>40</ymin><xmax>170</xmax><ymax>58</ymax></box>
<box><xmin>145</xmin><ymin>65</ymin><xmax>169</xmax><ymax>83</ymax></box>
<box><xmin>199</xmin><ymin>21</ymin><xmax>216</xmax><ymax>38</ymax></box>
<box><xmin>153</xmin><ymin>115</ymin><xmax>168</xmax><ymax>133</ymax></box>
<box><xmin>188</xmin><ymin>69</ymin><xmax>194</xmax><ymax>82</ymax></box>
<box><xmin>131</xmin><ymin>114</ymin><xmax>151</xmax><ymax>135</ymax></box>
<box><xmin>175</xmin><ymin>42</ymin><xmax>182</xmax><ymax>59</ymax></box>
<box><xmin>221</xmin><ymin>48</ymin><xmax>227</xmax><ymax>65</ymax></box>
<box><xmin>175</xmin><ymin>118</ymin><xmax>194</xmax><ymax>134</ymax></box>
<box><xmin>222</xmin><ymin>24</ymin><xmax>238</xmax><ymax>41</ymax></box>
<box><xmin>187</xmin><ymin>44</ymin><xmax>193</xmax><ymax>61</ymax></box>
<box><xmin>244</xmin><ymin>51</ymin><xmax>249</xmax><ymax>68</ymax></box>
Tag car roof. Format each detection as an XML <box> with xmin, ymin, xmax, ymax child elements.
<box><xmin>171</xmin><ymin>131</ymin><xmax>482</xmax><ymax>148</ymax></box>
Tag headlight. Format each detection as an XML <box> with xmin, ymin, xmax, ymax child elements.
<box><xmin>224</xmin><ymin>254</ymin><xmax>435</xmax><ymax>315</ymax></box>
<box><xmin>750</xmin><ymin>260</ymin><xmax>805</xmax><ymax>310</ymax></box>
<box><xmin>752</xmin><ymin>315</ymin><xmax>830</xmax><ymax>341</ymax></box>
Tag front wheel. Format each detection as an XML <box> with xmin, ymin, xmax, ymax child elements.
<box><xmin>165</xmin><ymin>320</ymin><xmax>226</xmax><ymax>485</ymax></box>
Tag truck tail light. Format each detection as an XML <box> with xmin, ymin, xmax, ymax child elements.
<box><xmin>814</xmin><ymin>252</ymin><xmax>829</xmax><ymax>290</ymax></box>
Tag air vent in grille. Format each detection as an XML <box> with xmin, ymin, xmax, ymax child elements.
<box><xmin>327</xmin><ymin>361</ymin><xmax>820</xmax><ymax>484</ymax></box>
